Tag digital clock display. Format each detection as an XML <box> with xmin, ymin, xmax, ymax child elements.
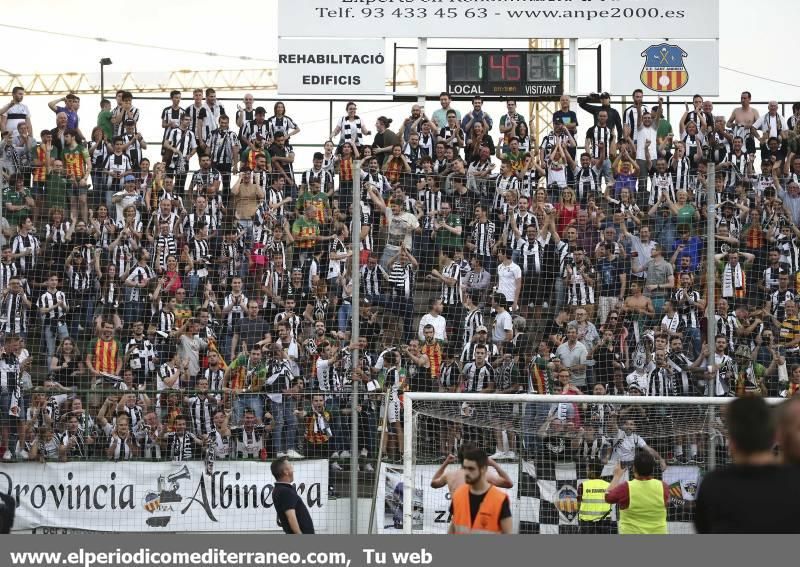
<box><xmin>446</xmin><ymin>50</ymin><xmax>563</xmax><ymax>97</ymax></box>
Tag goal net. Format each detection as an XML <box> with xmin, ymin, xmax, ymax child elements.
<box><xmin>391</xmin><ymin>393</ymin><xmax>747</xmax><ymax>535</ymax></box>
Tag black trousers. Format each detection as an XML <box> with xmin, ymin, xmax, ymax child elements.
<box><xmin>578</xmin><ymin>518</ymin><xmax>614</xmax><ymax>534</ymax></box>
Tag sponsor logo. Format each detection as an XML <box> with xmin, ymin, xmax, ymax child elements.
<box><xmin>640</xmin><ymin>43</ymin><xmax>689</xmax><ymax>92</ymax></box>
<box><xmin>143</xmin><ymin>464</ymin><xmax>191</xmax><ymax>527</ymax></box>
<box><xmin>555</xmin><ymin>483</ymin><xmax>579</xmax><ymax>522</ymax></box>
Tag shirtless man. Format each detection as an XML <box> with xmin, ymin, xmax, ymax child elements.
<box><xmin>430</xmin><ymin>443</ymin><xmax>513</xmax><ymax>494</ymax></box>
<box><xmin>623</xmin><ymin>281</ymin><xmax>656</xmax><ymax>342</ymax></box>
<box><xmin>727</xmin><ymin>91</ymin><xmax>760</xmax><ymax>153</ymax></box>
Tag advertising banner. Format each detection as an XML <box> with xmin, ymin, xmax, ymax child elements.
<box><xmin>1</xmin><ymin>460</ymin><xmax>328</xmax><ymax>532</ymax></box>
<box><xmin>279</xmin><ymin>0</ymin><xmax>719</xmax><ymax>40</ymax></box>
<box><xmin>278</xmin><ymin>38</ymin><xmax>386</xmax><ymax>95</ymax></box>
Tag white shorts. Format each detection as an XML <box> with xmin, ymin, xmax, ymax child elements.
<box><xmin>386</xmin><ymin>390</ymin><xmax>401</xmax><ymax>424</ymax></box>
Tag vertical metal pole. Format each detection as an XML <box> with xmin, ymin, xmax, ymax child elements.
<box><xmin>392</xmin><ymin>42</ymin><xmax>398</xmax><ymax>93</ymax></box>
<box><xmin>402</xmin><ymin>394</ymin><xmax>414</xmax><ymax>534</ymax></box>
<box><xmin>596</xmin><ymin>44</ymin><xmax>602</xmax><ymax>93</ymax></box>
<box><xmin>368</xmin><ymin>388</ymin><xmax>393</xmax><ymax>534</ymax></box>
<box><xmin>328</xmin><ymin>101</ymin><xmax>334</xmax><ymax>142</ymax></box>
<box><xmin>417</xmin><ymin>38</ymin><xmax>428</xmax><ymax>104</ymax></box>
<box><xmin>350</xmin><ymin>160</ymin><xmax>362</xmax><ymax>534</ymax></box>
<box><xmin>706</xmin><ymin>162</ymin><xmax>717</xmax><ymax>471</ymax></box>
<box><xmin>568</xmin><ymin>39</ymin><xmax>578</xmax><ymax>97</ymax></box>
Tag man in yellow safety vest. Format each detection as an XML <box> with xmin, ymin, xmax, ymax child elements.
<box><xmin>577</xmin><ymin>461</ymin><xmax>613</xmax><ymax>533</ymax></box>
<box><xmin>605</xmin><ymin>451</ymin><xmax>669</xmax><ymax>534</ymax></box>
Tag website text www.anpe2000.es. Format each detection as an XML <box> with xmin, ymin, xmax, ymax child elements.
<box><xmin>335</xmin><ymin>4</ymin><xmax>686</xmax><ymax>22</ymax></box>
<box><xmin>8</xmin><ymin>548</ymin><xmax>353</xmax><ymax>567</ymax></box>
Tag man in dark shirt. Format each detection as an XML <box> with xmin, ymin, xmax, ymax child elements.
<box><xmin>595</xmin><ymin>242</ymin><xmax>626</xmax><ymax>325</ymax></box>
<box><xmin>235</xmin><ymin>300</ymin><xmax>270</xmax><ymax>355</ymax></box>
<box><xmin>695</xmin><ymin>397</ymin><xmax>800</xmax><ymax>533</ymax></box>
<box><xmin>0</xmin><ymin>492</ymin><xmax>14</xmax><ymax>533</ymax></box>
<box><xmin>543</xmin><ymin>308</ymin><xmax>570</xmax><ymax>349</ymax></box>
<box><xmin>778</xmin><ymin>397</ymin><xmax>800</xmax><ymax>465</ymax></box>
<box><xmin>271</xmin><ymin>457</ymin><xmax>315</xmax><ymax>534</ymax></box>
<box><xmin>578</xmin><ymin>92</ymin><xmax>623</xmax><ymax>141</ymax></box>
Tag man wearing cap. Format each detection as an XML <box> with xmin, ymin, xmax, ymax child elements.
<box><xmin>112</xmin><ymin>175</ymin><xmax>141</xmax><ymax>222</ymax></box>
<box><xmin>461</xmin><ymin>325</ymin><xmax>499</xmax><ymax>365</ymax></box>
<box><xmin>539</xmin><ymin>115</ymin><xmax>576</xmax><ymax>165</ymax></box>
<box><xmin>240</xmin><ymin>106</ymin><xmax>271</xmax><ymax>150</ymax></box>
<box><xmin>578</xmin><ymin>92</ymin><xmax>623</xmax><ymax>141</ymax></box>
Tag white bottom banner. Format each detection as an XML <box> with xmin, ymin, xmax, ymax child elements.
<box><xmin>0</xmin><ymin>460</ymin><xmax>328</xmax><ymax>532</ymax></box>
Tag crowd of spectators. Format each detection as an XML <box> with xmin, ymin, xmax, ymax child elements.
<box><xmin>1</xmin><ymin>85</ymin><xmax>800</xmax><ymax>467</ymax></box>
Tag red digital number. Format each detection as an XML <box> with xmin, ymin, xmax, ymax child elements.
<box><xmin>488</xmin><ymin>53</ymin><xmax>521</xmax><ymax>82</ymax></box>
<box><xmin>505</xmin><ymin>54</ymin><xmax>521</xmax><ymax>81</ymax></box>
<box><xmin>488</xmin><ymin>54</ymin><xmax>505</xmax><ymax>80</ymax></box>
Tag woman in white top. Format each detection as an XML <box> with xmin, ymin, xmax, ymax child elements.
<box><xmin>267</xmin><ymin>101</ymin><xmax>301</xmax><ymax>140</ymax></box>
<box><xmin>330</xmin><ymin>102</ymin><xmax>371</xmax><ymax>148</ymax></box>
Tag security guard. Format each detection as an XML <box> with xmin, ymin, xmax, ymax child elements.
<box><xmin>448</xmin><ymin>446</ymin><xmax>513</xmax><ymax>534</ymax></box>
<box><xmin>578</xmin><ymin>461</ymin><xmax>613</xmax><ymax>533</ymax></box>
<box><xmin>605</xmin><ymin>451</ymin><xmax>669</xmax><ymax>534</ymax></box>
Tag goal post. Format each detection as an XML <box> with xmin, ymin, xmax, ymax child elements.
<box><xmin>400</xmin><ymin>393</ymin><xmax>782</xmax><ymax>535</ymax></box>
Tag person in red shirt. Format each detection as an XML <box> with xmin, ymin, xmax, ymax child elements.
<box><xmin>605</xmin><ymin>451</ymin><xmax>669</xmax><ymax>534</ymax></box>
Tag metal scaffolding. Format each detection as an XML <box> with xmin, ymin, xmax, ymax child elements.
<box><xmin>0</xmin><ymin>64</ymin><xmax>418</xmax><ymax>96</ymax></box>
<box><xmin>527</xmin><ymin>38</ymin><xmax>565</xmax><ymax>147</ymax></box>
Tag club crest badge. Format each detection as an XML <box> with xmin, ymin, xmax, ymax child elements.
<box><xmin>555</xmin><ymin>483</ymin><xmax>579</xmax><ymax>522</ymax></box>
<box><xmin>640</xmin><ymin>43</ymin><xmax>689</xmax><ymax>92</ymax></box>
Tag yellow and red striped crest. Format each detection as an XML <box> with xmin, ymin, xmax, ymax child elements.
<box><xmin>640</xmin><ymin>43</ymin><xmax>689</xmax><ymax>93</ymax></box>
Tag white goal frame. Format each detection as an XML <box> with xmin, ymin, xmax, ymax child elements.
<box><xmin>401</xmin><ymin>393</ymin><xmax>784</xmax><ymax>534</ymax></box>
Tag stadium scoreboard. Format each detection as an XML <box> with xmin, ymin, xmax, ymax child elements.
<box><xmin>446</xmin><ymin>50</ymin><xmax>563</xmax><ymax>98</ymax></box>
